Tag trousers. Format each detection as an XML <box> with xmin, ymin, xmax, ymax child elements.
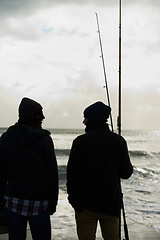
<box><xmin>7</xmin><ymin>208</ymin><xmax>51</xmax><ymax>240</ymax></box>
<box><xmin>75</xmin><ymin>209</ymin><xmax>119</xmax><ymax>240</ymax></box>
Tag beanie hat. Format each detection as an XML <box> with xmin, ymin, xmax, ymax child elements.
<box><xmin>18</xmin><ymin>97</ymin><xmax>42</xmax><ymax>119</ymax></box>
<box><xmin>83</xmin><ymin>101</ymin><xmax>111</xmax><ymax>123</ymax></box>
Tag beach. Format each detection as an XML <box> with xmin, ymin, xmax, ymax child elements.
<box><xmin>0</xmin><ymin>188</ymin><xmax>160</xmax><ymax>239</ymax></box>
<box><xmin>52</xmin><ymin>187</ymin><xmax>160</xmax><ymax>240</ymax></box>
<box><xmin>0</xmin><ymin>128</ymin><xmax>160</xmax><ymax>239</ymax></box>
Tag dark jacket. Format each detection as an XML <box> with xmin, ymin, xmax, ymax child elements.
<box><xmin>67</xmin><ymin>124</ymin><xmax>133</xmax><ymax>217</ymax></box>
<box><xmin>0</xmin><ymin>123</ymin><xmax>58</xmax><ymax>215</ymax></box>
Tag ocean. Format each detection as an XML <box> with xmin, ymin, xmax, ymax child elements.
<box><xmin>0</xmin><ymin>128</ymin><xmax>160</xmax><ymax>238</ymax></box>
<box><xmin>50</xmin><ymin>128</ymin><xmax>160</xmax><ymax>234</ymax></box>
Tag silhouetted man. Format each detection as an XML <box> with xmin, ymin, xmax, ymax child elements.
<box><xmin>67</xmin><ymin>101</ymin><xmax>133</xmax><ymax>240</ymax></box>
<box><xmin>0</xmin><ymin>97</ymin><xmax>58</xmax><ymax>240</ymax></box>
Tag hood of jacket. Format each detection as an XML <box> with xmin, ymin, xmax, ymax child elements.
<box><xmin>1</xmin><ymin>123</ymin><xmax>50</xmax><ymax>146</ymax></box>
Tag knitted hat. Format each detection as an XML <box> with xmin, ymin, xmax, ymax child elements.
<box><xmin>83</xmin><ymin>101</ymin><xmax>111</xmax><ymax>123</ymax></box>
<box><xmin>18</xmin><ymin>97</ymin><xmax>42</xmax><ymax>119</ymax></box>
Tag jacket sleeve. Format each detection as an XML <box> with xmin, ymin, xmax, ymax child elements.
<box><xmin>119</xmin><ymin>137</ymin><xmax>133</xmax><ymax>179</ymax></box>
<box><xmin>66</xmin><ymin>138</ymin><xmax>84</xmax><ymax>211</ymax></box>
<box><xmin>43</xmin><ymin>136</ymin><xmax>59</xmax><ymax>215</ymax></box>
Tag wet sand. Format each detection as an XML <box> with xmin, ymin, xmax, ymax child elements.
<box><xmin>0</xmin><ymin>186</ymin><xmax>160</xmax><ymax>239</ymax></box>
<box><xmin>0</xmin><ymin>220</ymin><xmax>160</xmax><ymax>240</ymax></box>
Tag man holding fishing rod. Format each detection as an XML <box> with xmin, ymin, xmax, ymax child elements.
<box><xmin>67</xmin><ymin>101</ymin><xmax>133</xmax><ymax>240</ymax></box>
<box><xmin>0</xmin><ymin>97</ymin><xmax>58</xmax><ymax>240</ymax></box>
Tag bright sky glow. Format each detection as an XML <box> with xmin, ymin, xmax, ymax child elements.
<box><xmin>0</xmin><ymin>0</ymin><xmax>160</xmax><ymax>130</ymax></box>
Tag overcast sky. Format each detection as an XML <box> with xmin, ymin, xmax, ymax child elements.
<box><xmin>0</xmin><ymin>0</ymin><xmax>160</xmax><ymax>130</ymax></box>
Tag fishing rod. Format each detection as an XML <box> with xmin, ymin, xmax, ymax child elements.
<box><xmin>95</xmin><ymin>4</ymin><xmax>129</xmax><ymax>240</ymax></box>
<box><xmin>118</xmin><ymin>1</ymin><xmax>129</xmax><ymax>239</ymax></box>
<box><xmin>95</xmin><ymin>12</ymin><xmax>114</xmax><ymax>132</ymax></box>
<box><xmin>118</xmin><ymin>0</ymin><xmax>122</xmax><ymax>136</ymax></box>
<box><xmin>122</xmin><ymin>195</ymin><xmax>129</xmax><ymax>240</ymax></box>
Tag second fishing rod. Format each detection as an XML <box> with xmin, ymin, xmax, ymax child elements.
<box><xmin>95</xmin><ymin>12</ymin><xmax>129</xmax><ymax>240</ymax></box>
<box><xmin>95</xmin><ymin>12</ymin><xmax>114</xmax><ymax>133</ymax></box>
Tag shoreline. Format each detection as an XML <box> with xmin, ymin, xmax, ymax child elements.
<box><xmin>0</xmin><ymin>187</ymin><xmax>160</xmax><ymax>240</ymax></box>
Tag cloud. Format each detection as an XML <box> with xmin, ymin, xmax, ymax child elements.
<box><xmin>0</xmin><ymin>0</ymin><xmax>159</xmax><ymax>20</ymax></box>
<box><xmin>0</xmin><ymin>0</ymin><xmax>159</xmax><ymax>130</ymax></box>
<box><xmin>41</xmin><ymin>85</ymin><xmax>160</xmax><ymax>130</ymax></box>
<box><xmin>0</xmin><ymin>86</ymin><xmax>18</xmax><ymax>126</ymax></box>
<box><xmin>122</xmin><ymin>88</ymin><xmax>160</xmax><ymax>130</ymax></box>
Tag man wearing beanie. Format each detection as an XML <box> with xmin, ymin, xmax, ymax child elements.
<box><xmin>67</xmin><ymin>101</ymin><xmax>133</xmax><ymax>240</ymax></box>
<box><xmin>0</xmin><ymin>97</ymin><xmax>58</xmax><ymax>240</ymax></box>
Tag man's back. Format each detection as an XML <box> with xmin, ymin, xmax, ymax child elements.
<box><xmin>67</xmin><ymin>124</ymin><xmax>133</xmax><ymax>217</ymax></box>
<box><xmin>67</xmin><ymin>101</ymin><xmax>133</xmax><ymax>240</ymax></box>
<box><xmin>0</xmin><ymin>97</ymin><xmax>58</xmax><ymax>240</ymax></box>
<box><xmin>0</xmin><ymin>123</ymin><xmax>58</xmax><ymax>201</ymax></box>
